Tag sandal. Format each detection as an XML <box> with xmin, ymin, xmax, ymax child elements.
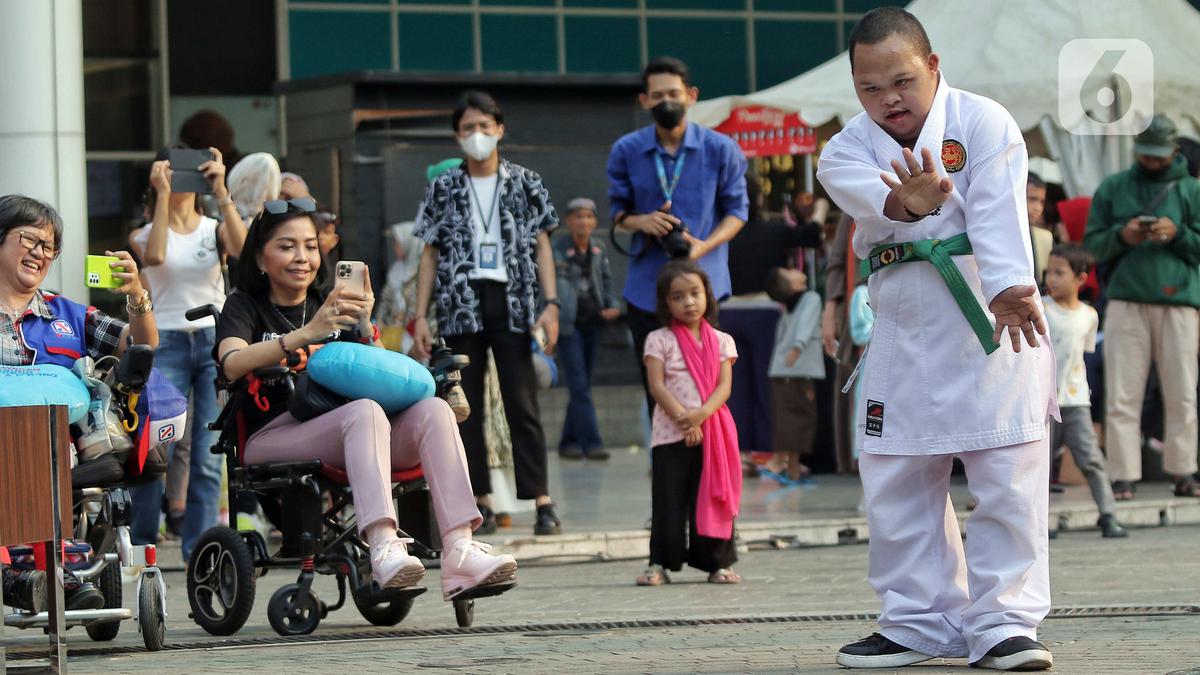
<box><xmin>1174</xmin><ymin>478</ymin><xmax>1200</xmax><ymax>498</ymax></box>
<box><xmin>1112</xmin><ymin>480</ymin><xmax>1135</xmax><ymax>501</ymax></box>
<box><xmin>636</xmin><ymin>564</ymin><xmax>670</xmax><ymax>586</ymax></box>
<box><xmin>707</xmin><ymin>568</ymin><xmax>741</xmax><ymax>584</ymax></box>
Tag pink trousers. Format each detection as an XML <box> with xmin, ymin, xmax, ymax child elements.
<box><xmin>245</xmin><ymin>398</ymin><xmax>482</xmax><ymax>539</ymax></box>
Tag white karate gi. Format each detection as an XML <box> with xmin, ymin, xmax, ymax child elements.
<box><xmin>817</xmin><ymin>75</ymin><xmax>1058</xmax><ymax>663</ymax></box>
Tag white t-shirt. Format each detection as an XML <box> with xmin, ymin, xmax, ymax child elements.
<box><xmin>466</xmin><ymin>173</ymin><xmax>508</xmax><ymax>284</ymax></box>
<box><xmin>1043</xmin><ymin>296</ymin><xmax>1098</xmax><ymax>408</ymax></box>
<box><xmin>133</xmin><ymin>217</ymin><xmax>226</xmax><ymax>330</ymax></box>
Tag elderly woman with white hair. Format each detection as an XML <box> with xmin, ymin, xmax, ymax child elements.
<box><xmin>226</xmin><ymin>152</ymin><xmax>282</xmax><ymax>222</ymax></box>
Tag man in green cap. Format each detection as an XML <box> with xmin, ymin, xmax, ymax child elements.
<box><xmin>1084</xmin><ymin>113</ymin><xmax>1200</xmax><ymax>500</ymax></box>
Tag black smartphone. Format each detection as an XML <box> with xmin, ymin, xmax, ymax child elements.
<box><xmin>168</xmin><ymin>148</ymin><xmax>216</xmax><ymax>194</ymax></box>
<box><xmin>1138</xmin><ymin>215</ymin><xmax>1158</xmax><ymax>230</ymax></box>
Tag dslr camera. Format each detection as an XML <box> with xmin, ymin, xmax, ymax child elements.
<box><xmin>658</xmin><ymin>220</ymin><xmax>691</xmax><ymax>259</ymax></box>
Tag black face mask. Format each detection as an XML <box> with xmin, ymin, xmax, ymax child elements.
<box><xmin>651</xmin><ymin>101</ymin><xmax>686</xmax><ymax>129</ymax></box>
<box><xmin>1140</xmin><ymin>162</ymin><xmax>1170</xmax><ymax>180</ymax></box>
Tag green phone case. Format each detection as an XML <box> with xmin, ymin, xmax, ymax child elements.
<box><xmin>85</xmin><ymin>255</ymin><xmax>124</xmax><ymax>289</ymax></box>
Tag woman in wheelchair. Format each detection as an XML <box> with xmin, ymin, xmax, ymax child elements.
<box><xmin>0</xmin><ymin>195</ymin><xmax>158</xmax><ymax>612</ymax></box>
<box><xmin>214</xmin><ymin>198</ymin><xmax>517</xmax><ymax>598</ymax></box>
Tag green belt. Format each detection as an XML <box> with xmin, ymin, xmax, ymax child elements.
<box><xmin>859</xmin><ymin>232</ymin><xmax>1000</xmax><ymax>355</ymax></box>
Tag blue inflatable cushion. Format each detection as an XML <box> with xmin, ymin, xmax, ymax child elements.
<box><xmin>0</xmin><ymin>364</ymin><xmax>90</xmax><ymax>423</ymax></box>
<box><xmin>306</xmin><ymin>342</ymin><xmax>435</xmax><ymax>415</ymax></box>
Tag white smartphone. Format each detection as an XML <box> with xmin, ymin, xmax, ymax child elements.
<box><xmin>335</xmin><ymin>260</ymin><xmax>366</xmax><ymax>294</ymax></box>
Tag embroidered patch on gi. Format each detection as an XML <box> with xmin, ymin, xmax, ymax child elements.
<box><xmin>50</xmin><ymin>319</ymin><xmax>75</xmax><ymax>337</ymax></box>
<box><xmin>941</xmin><ymin>139</ymin><xmax>966</xmax><ymax>173</ymax></box>
<box><xmin>868</xmin><ymin>243</ymin><xmax>913</xmax><ymax>273</ymax></box>
<box><xmin>866</xmin><ymin>400</ymin><xmax>885</xmax><ymax>437</ymax></box>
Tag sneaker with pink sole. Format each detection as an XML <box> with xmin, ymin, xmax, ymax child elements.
<box><xmin>372</xmin><ymin>538</ymin><xmax>426</xmax><ymax>589</ymax></box>
<box><xmin>440</xmin><ymin>539</ymin><xmax>517</xmax><ymax>601</ymax></box>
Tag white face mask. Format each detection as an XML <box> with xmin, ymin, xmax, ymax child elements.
<box><xmin>459</xmin><ymin>131</ymin><xmax>498</xmax><ymax>162</ymax></box>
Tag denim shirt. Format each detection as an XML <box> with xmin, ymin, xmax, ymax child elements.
<box><xmin>553</xmin><ymin>234</ymin><xmax>618</xmax><ymax>337</ymax></box>
<box><xmin>606</xmin><ymin>122</ymin><xmax>749</xmax><ymax>311</ymax></box>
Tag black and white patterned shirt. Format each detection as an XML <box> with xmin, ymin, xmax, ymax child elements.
<box><xmin>0</xmin><ymin>290</ymin><xmax>127</xmax><ymax>366</ymax></box>
<box><xmin>414</xmin><ymin>159</ymin><xmax>558</xmax><ymax>336</ymax></box>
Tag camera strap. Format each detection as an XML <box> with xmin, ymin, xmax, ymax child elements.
<box><xmin>654</xmin><ymin>149</ymin><xmax>687</xmax><ymax>203</ymax></box>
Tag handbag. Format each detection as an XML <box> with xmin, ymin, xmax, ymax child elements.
<box><xmin>288</xmin><ymin>371</ymin><xmax>350</xmax><ymax>422</ymax></box>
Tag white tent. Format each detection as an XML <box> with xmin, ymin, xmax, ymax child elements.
<box><xmin>691</xmin><ymin>0</ymin><xmax>1200</xmax><ymax>197</ymax></box>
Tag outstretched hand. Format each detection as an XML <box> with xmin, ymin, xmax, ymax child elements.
<box><xmin>880</xmin><ymin>147</ymin><xmax>954</xmax><ymax>218</ymax></box>
<box><xmin>988</xmin><ymin>285</ymin><xmax>1046</xmax><ymax>353</ymax></box>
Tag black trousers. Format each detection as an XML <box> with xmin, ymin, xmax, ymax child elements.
<box><xmin>445</xmin><ymin>281</ymin><xmax>549</xmax><ymax>500</ymax></box>
<box><xmin>649</xmin><ymin>440</ymin><xmax>738</xmax><ymax>573</ymax></box>
<box><xmin>626</xmin><ymin>304</ymin><xmax>662</xmax><ymax>421</ymax></box>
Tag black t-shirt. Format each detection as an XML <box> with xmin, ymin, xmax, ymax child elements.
<box><xmin>729</xmin><ymin>219</ymin><xmax>823</xmax><ymax>296</ymax></box>
<box><xmin>214</xmin><ymin>289</ymin><xmax>355</xmax><ymax>436</ymax></box>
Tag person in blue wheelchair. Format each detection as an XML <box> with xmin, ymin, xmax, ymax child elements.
<box><xmin>0</xmin><ymin>194</ymin><xmax>158</xmax><ymax>613</ymax></box>
<box><xmin>213</xmin><ymin>198</ymin><xmax>517</xmax><ymax>599</ymax></box>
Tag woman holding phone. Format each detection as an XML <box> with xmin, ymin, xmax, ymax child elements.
<box><xmin>127</xmin><ymin>145</ymin><xmax>247</xmax><ymax>561</ymax></box>
<box><xmin>213</xmin><ymin>199</ymin><xmax>518</xmax><ymax>597</ymax></box>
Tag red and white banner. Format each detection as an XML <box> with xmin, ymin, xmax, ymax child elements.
<box><xmin>714</xmin><ymin>106</ymin><xmax>816</xmax><ymax>158</ymax></box>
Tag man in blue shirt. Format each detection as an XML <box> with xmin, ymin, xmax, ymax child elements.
<box><xmin>607</xmin><ymin>56</ymin><xmax>749</xmax><ymax>407</ymax></box>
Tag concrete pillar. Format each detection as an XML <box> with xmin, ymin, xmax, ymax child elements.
<box><xmin>0</xmin><ymin>0</ymin><xmax>87</xmax><ymax>300</ymax></box>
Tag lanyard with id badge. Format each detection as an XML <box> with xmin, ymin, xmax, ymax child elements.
<box><xmin>468</xmin><ymin>176</ymin><xmax>502</xmax><ymax>270</ymax></box>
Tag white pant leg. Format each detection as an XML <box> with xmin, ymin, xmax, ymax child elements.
<box><xmin>958</xmin><ymin>438</ymin><xmax>1051</xmax><ymax>663</ymax></box>
<box><xmin>859</xmin><ymin>452</ymin><xmax>970</xmax><ymax>658</ymax></box>
<box><xmin>1153</xmin><ymin>305</ymin><xmax>1200</xmax><ymax>478</ymax></box>
<box><xmin>1103</xmin><ymin>300</ymin><xmax>1153</xmax><ymax>481</ymax></box>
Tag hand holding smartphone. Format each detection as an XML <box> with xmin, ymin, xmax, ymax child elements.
<box><xmin>167</xmin><ymin>148</ymin><xmax>216</xmax><ymax>194</ymax></box>
<box><xmin>84</xmin><ymin>255</ymin><xmax>125</xmax><ymax>289</ymax></box>
<box><xmin>335</xmin><ymin>261</ymin><xmax>366</xmax><ymax>294</ymax></box>
<box><xmin>1138</xmin><ymin>215</ymin><xmax>1159</xmax><ymax>230</ymax></box>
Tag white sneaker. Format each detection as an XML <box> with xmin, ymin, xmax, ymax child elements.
<box><xmin>371</xmin><ymin>537</ymin><xmax>425</xmax><ymax>589</ymax></box>
<box><xmin>440</xmin><ymin>539</ymin><xmax>517</xmax><ymax>600</ymax></box>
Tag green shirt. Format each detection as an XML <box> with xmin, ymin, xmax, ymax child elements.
<box><xmin>1084</xmin><ymin>155</ymin><xmax>1200</xmax><ymax>308</ymax></box>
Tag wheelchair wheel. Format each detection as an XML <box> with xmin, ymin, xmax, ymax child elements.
<box><xmin>267</xmin><ymin>584</ymin><xmax>321</xmax><ymax>636</ymax></box>
<box><xmin>187</xmin><ymin>526</ymin><xmax>257</xmax><ymax>636</ymax></box>
<box><xmin>139</xmin><ymin>575</ymin><xmax>166</xmax><ymax>651</ymax></box>
<box><xmin>353</xmin><ymin>592</ymin><xmax>415</xmax><ymax>627</ymax></box>
<box><xmin>85</xmin><ymin>559</ymin><xmax>122</xmax><ymax>642</ymax></box>
<box><xmin>454</xmin><ymin>597</ymin><xmax>474</xmax><ymax>628</ymax></box>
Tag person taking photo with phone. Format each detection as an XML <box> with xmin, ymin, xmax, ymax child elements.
<box><xmin>127</xmin><ymin>144</ymin><xmax>247</xmax><ymax>560</ymax></box>
<box><xmin>1084</xmin><ymin>114</ymin><xmax>1200</xmax><ymax>500</ymax></box>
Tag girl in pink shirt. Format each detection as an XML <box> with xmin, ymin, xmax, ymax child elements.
<box><xmin>637</xmin><ymin>261</ymin><xmax>742</xmax><ymax>586</ymax></box>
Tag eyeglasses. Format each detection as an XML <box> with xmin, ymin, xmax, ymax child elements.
<box><xmin>11</xmin><ymin>230</ymin><xmax>60</xmax><ymax>260</ymax></box>
<box><xmin>262</xmin><ymin>197</ymin><xmax>317</xmax><ymax>216</ymax></box>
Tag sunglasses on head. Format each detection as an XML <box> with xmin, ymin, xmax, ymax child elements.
<box><xmin>262</xmin><ymin>197</ymin><xmax>317</xmax><ymax>216</ymax></box>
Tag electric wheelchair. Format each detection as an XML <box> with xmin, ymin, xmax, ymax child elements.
<box><xmin>182</xmin><ymin>304</ymin><xmax>512</xmax><ymax>637</ymax></box>
<box><xmin>2</xmin><ymin>344</ymin><xmax>167</xmax><ymax>651</ymax></box>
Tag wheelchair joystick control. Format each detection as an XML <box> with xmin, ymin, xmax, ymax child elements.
<box><xmin>429</xmin><ymin>339</ymin><xmax>471</xmax><ymax>423</ymax></box>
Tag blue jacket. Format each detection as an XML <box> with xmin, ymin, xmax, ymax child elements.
<box><xmin>20</xmin><ymin>294</ymin><xmax>90</xmax><ymax>368</ymax></box>
<box><xmin>553</xmin><ymin>235</ymin><xmax>618</xmax><ymax>337</ymax></box>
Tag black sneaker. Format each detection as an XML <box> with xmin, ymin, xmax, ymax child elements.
<box><xmin>2</xmin><ymin>567</ymin><xmax>47</xmax><ymax>613</ymax></box>
<box><xmin>534</xmin><ymin>503</ymin><xmax>562</xmax><ymax>536</ymax></box>
<box><xmin>836</xmin><ymin>633</ymin><xmax>934</xmax><ymax>668</ymax></box>
<box><xmin>586</xmin><ymin>447</ymin><xmax>611</xmax><ymax>460</ymax></box>
<box><xmin>474</xmin><ymin>503</ymin><xmax>497</xmax><ymax>536</ymax></box>
<box><xmin>1097</xmin><ymin>513</ymin><xmax>1128</xmax><ymax>538</ymax></box>
<box><xmin>558</xmin><ymin>446</ymin><xmax>584</xmax><ymax>460</ymax></box>
<box><xmin>970</xmin><ymin>636</ymin><xmax>1053</xmax><ymax>670</ymax></box>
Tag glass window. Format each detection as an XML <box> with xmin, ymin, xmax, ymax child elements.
<box><xmin>482</xmin><ymin>15</ymin><xmax>558</xmax><ymax>72</ymax></box>
<box><xmin>398</xmin><ymin>13</ymin><xmax>474</xmax><ymax>72</ymax></box>
<box><xmin>565</xmin><ymin>0</ymin><xmax>638</xmax><ymax>6</ymax></box>
<box><xmin>397</xmin><ymin>0</ymin><xmax>469</xmax><ymax>3</ymax></box>
<box><xmin>646</xmin><ymin>0</ymin><xmax>744</xmax><ymax>9</ymax></box>
<box><xmin>480</xmin><ymin>0</ymin><xmax>555</xmax><ymax>5</ymax></box>
<box><xmin>565</xmin><ymin>17</ymin><xmax>640</xmax><ymax>74</ymax></box>
<box><xmin>755</xmin><ymin>19</ymin><xmax>837</xmax><ymax>89</ymax></box>
<box><xmin>844</xmin><ymin>0</ymin><xmax>905</xmax><ymax>12</ymax></box>
<box><xmin>755</xmin><ymin>0</ymin><xmax>837</xmax><ymax>10</ymax></box>
<box><xmin>84</xmin><ymin>62</ymin><xmax>157</xmax><ymax>152</ymax></box>
<box><xmin>289</xmin><ymin>11</ymin><xmax>392</xmax><ymax>78</ymax></box>
<box><xmin>647</xmin><ymin>18</ymin><xmax>748</xmax><ymax>97</ymax></box>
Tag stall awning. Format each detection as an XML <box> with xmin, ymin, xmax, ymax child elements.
<box><xmin>713</xmin><ymin>106</ymin><xmax>816</xmax><ymax>158</ymax></box>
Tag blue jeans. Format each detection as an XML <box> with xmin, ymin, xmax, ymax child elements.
<box><xmin>557</xmin><ymin>324</ymin><xmax>603</xmax><ymax>452</ymax></box>
<box><xmin>129</xmin><ymin>328</ymin><xmax>223</xmax><ymax>559</ymax></box>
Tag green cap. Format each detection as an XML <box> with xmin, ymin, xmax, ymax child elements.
<box><xmin>426</xmin><ymin>158</ymin><xmax>462</xmax><ymax>183</ymax></box>
<box><xmin>1134</xmin><ymin>114</ymin><xmax>1178</xmax><ymax>158</ymax></box>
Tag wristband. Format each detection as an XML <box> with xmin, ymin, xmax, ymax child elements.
<box><xmin>903</xmin><ymin>204</ymin><xmax>942</xmax><ymax>221</ymax></box>
<box><xmin>358</xmin><ymin>324</ymin><xmax>381</xmax><ymax>344</ymax></box>
<box><xmin>544</xmin><ymin>298</ymin><xmax>561</xmax><ymax>309</ymax></box>
<box><xmin>218</xmin><ymin>196</ymin><xmax>235</xmax><ymax>207</ymax></box>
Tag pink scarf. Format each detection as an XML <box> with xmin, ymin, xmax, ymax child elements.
<box><xmin>671</xmin><ymin>320</ymin><xmax>742</xmax><ymax>539</ymax></box>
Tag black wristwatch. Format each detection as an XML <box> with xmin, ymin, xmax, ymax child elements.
<box><xmin>544</xmin><ymin>297</ymin><xmax>561</xmax><ymax>308</ymax></box>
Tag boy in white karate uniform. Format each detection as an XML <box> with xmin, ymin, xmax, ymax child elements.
<box><xmin>816</xmin><ymin>8</ymin><xmax>1058</xmax><ymax>671</ymax></box>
